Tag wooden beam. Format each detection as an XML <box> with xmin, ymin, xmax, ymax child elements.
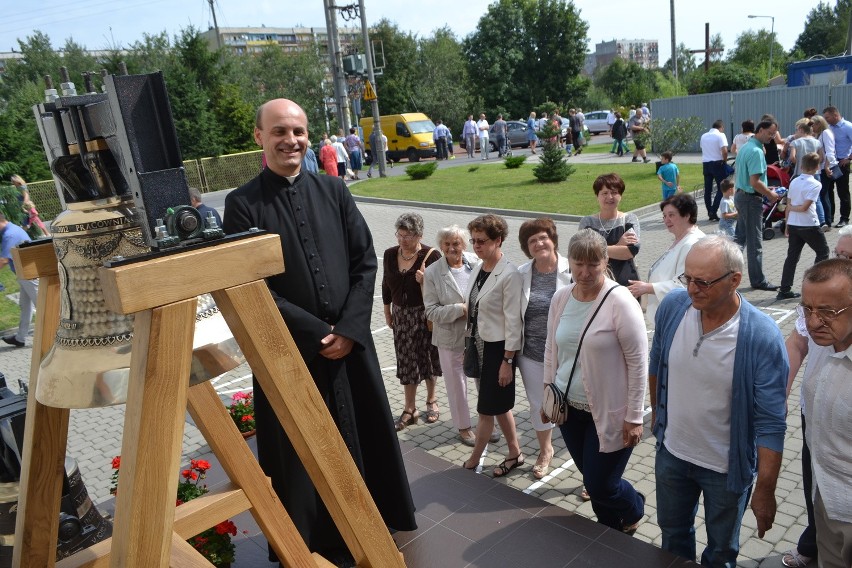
<box><xmin>212</xmin><ymin>281</ymin><xmax>405</xmax><ymax>568</ymax></box>
<box><xmin>10</xmin><ymin>240</ymin><xmax>58</xmax><ymax>280</ymax></box>
<box><xmin>13</xmin><ymin>270</ymin><xmax>68</xmax><ymax>568</ymax></box>
<box><xmin>108</xmin><ymin>300</ymin><xmax>196</xmax><ymax>568</ymax></box>
<box><xmin>187</xmin><ymin>382</ymin><xmax>317</xmax><ymax>568</ymax></box>
<box><xmin>98</xmin><ymin>234</ymin><xmax>284</xmax><ymax>315</ymax></box>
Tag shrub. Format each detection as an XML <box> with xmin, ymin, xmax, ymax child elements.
<box><xmin>532</xmin><ymin>121</ymin><xmax>575</xmax><ymax>183</ymax></box>
<box><xmin>504</xmin><ymin>156</ymin><xmax>527</xmax><ymax>169</ymax></box>
<box><xmin>405</xmin><ymin>162</ymin><xmax>438</xmax><ymax>180</ymax></box>
<box><xmin>649</xmin><ymin>116</ymin><xmax>704</xmax><ymax>158</ymax></box>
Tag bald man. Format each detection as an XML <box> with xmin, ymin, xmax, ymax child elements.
<box><xmin>223</xmin><ymin>99</ymin><xmax>416</xmax><ymax>565</ymax></box>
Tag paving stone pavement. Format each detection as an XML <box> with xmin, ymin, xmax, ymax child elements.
<box><xmin>0</xmin><ymin>167</ymin><xmax>836</xmax><ymax>567</ymax></box>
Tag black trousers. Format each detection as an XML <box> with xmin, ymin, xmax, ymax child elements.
<box><xmin>824</xmin><ymin>165</ymin><xmax>851</xmax><ymax>222</ymax></box>
<box><xmin>780</xmin><ymin>225</ymin><xmax>830</xmax><ymax>291</ymax></box>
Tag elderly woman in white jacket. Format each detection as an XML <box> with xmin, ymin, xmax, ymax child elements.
<box><xmin>627</xmin><ymin>194</ymin><xmax>704</xmax><ymax>325</ymax></box>
<box><xmin>517</xmin><ymin>218</ymin><xmax>571</xmax><ymax>479</ymax></box>
<box><xmin>543</xmin><ymin>229</ymin><xmax>647</xmax><ymax>533</ymax></box>
<box><xmin>423</xmin><ymin>225</ymin><xmax>481</xmax><ymax>446</ymax></box>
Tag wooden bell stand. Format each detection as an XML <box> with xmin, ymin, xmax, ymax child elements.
<box><xmin>12</xmin><ymin>234</ymin><xmax>406</xmax><ymax>568</ymax></box>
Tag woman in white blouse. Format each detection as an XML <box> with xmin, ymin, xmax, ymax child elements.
<box><xmin>627</xmin><ymin>194</ymin><xmax>705</xmax><ymax>325</ymax></box>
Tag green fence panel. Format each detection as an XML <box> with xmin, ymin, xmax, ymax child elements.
<box><xmin>200</xmin><ymin>151</ymin><xmax>263</xmax><ymax>192</ymax></box>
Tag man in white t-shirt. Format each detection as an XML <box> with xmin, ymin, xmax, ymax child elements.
<box><xmin>649</xmin><ymin>236</ymin><xmax>788</xmax><ymax>567</ymax></box>
<box><xmin>700</xmin><ymin>120</ymin><xmax>730</xmax><ymax>221</ymax></box>
<box><xmin>477</xmin><ymin>113</ymin><xmax>490</xmax><ymax>160</ymax></box>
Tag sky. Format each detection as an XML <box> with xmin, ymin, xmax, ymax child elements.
<box><xmin>0</xmin><ymin>0</ymin><xmax>817</xmax><ymax>66</ymax></box>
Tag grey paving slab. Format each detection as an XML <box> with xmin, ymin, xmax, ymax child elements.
<box><xmin>1</xmin><ymin>162</ymin><xmax>839</xmax><ymax>567</ymax></box>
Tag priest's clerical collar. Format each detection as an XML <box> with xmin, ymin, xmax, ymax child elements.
<box><xmin>262</xmin><ymin>167</ymin><xmax>303</xmax><ymax>186</ymax></box>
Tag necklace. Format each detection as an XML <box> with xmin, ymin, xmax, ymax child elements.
<box><xmin>596</xmin><ymin>213</ymin><xmax>621</xmax><ymax>238</ymax></box>
<box><xmin>399</xmin><ymin>248</ymin><xmax>418</xmax><ymax>261</ymax></box>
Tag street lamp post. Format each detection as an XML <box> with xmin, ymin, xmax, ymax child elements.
<box><xmin>748</xmin><ymin>14</ymin><xmax>775</xmax><ymax>82</ymax></box>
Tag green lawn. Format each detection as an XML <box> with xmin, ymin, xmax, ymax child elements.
<box><xmin>351</xmin><ymin>161</ymin><xmax>702</xmax><ymax>216</ymax></box>
<box><xmin>0</xmin><ymin>269</ymin><xmax>20</xmax><ymax>332</ymax></box>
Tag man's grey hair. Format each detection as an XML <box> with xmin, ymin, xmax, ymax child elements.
<box><xmin>395</xmin><ymin>212</ymin><xmax>424</xmax><ymax>237</ymax></box>
<box><xmin>838</xmin><ymin>225</ymin><xmax>852</xmax><ymax>239</ymax></box>
<box><xmin>690</xmin><ymin>235</ymin><xmax>744</xmax><ymax>273</ymax></box>
<box><xmin>435</xmin><ymin>225</ymin><xmax>470</xmax><ymax>249</ymax></box>
<box><xmin>188</xmin><ymin>187</ymin><xmax>203</xmax><ymax>203</ymax></box>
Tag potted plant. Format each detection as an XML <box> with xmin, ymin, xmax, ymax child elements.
<box><xmin>228</xmin><ymin>391</ymin><xmax>255</xmax><ymax>437</ymax></box>
<box><xmin>110</xmin><ymin>457</ymin><xmax>239</xmax><ymax>567</ymax></box>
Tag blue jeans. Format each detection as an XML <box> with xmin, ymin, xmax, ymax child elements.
<box><xmin>733</xmin><ymin>190</ymin><xmax>770</xmax><ymax>287</ymax></box>
<box><xmin>559</xmin><ymin>409</ymin><xmax>643</xmax><ymax>530</ymax></box>
<box><xmin>656</xmin><ymin>444</ymin><xmax>751</xmax><ymax>568</ymax></box>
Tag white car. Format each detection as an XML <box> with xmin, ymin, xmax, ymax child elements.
<box><xmin>583</xmin><ymin>110</ymin><xmax>610</xmax><ymax>135</ymax></box>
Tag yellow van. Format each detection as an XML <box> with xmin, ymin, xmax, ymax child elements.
<box><xmin>360</xmin><ymin>113</ymin><xmax>437</xmax><ymax>163</ymax></box>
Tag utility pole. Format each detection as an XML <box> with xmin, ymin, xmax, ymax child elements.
<box><xmin>322</xmin><ymin>0</ymin><xmax>351</xmax><ymax>134</ymax></box>
<box><xmin>670</xmin><ymin>0</ymin><xmax>677</xmax><ymax>81</ymax></box>
<box><xmin>208</xmin><ymin>0</ymin><xmax>222</xmax><ymax>51</ymax></box>
<box><xmin>358</xmin><ymin>0</ymin><xmax>385</xmax><ymax>177</ymax></box>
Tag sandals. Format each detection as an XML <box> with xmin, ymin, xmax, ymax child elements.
<box><xmin>532</xmin><ymin>454</ymin><xmax>552</xmax><ymax>480</ymax></box>
<box><xmin>781</xmin><ymin>549</ymin><xmax>813</xmax><ymax>567</ymax></box>
<box><xmin>462</xmin><ymin>458</ymin><xmax>478</xmax><ymax>470</ymax></box>
<box><xmin>423</xmin><ymin>399</ymin><xmax>440</xmax><ymax>424</ymax></box>
<box><xmin>492</xmin><ymin>454</ymin><xmax>524</xmax><ymax>478</ymax></box>
<box><xmin>394</xmin><ymin>410</ymin><xmax>419</xmax><ymax>432</ymax></box>
<box><xmin>580</xmin><ymin>487</ymin><xmax>591</xmax><ymax>501</ymax></box>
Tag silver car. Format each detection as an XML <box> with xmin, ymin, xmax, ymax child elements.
<box><xmin>583</xmin><ymin>110</ymin><xmax>610</xmax><ymax>135</ymax></box>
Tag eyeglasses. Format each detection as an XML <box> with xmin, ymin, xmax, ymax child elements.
<box><xmin>527</xmin><ymin>235</ymin><xmax>551</xmax><ymax>246</ymax></box>
<box><xmin>835</xmin><ymin>251</ymin><xmax>850</xmax><ymax>260</ymax></box>
<box><xmin>796</xmin><ymin>304</ymin><xmax>852</xmax><ymax>324</ymax></box>
<box><xmin>469</xmin><ymin>237</ymin><xmax>492</xmax><ymax>246</ymax></box>
<box><xmin>395</xmin><ymin>232</ymin><xmax>417</xmax><ymax>241</ymax></box>
<box><xmin>677</xmin><ymin>271</ymin><xmax>733</xmax><ymax>289</ymax></box>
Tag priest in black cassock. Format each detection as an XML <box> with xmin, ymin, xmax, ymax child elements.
<box><xmin>222</xmin><ymin>99</ymin><xmax>416</xmax><ymax>566</ymax></box>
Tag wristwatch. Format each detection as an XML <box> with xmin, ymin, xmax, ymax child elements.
<box><xmin>502</xmin><ymin>356</ymin><xmax>514</xmax><ymax>365</ymax></box>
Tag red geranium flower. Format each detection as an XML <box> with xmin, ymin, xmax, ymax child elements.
<box><xmin>111</xmin><ymin>456</ymin><xmax>121</xmax><ymax>470</ymax></box>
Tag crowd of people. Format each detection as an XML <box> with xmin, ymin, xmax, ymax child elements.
<box><xmin>4</xmin><ymin>96</ymin><xmax>851</xmax><ymax>568</ymax></box>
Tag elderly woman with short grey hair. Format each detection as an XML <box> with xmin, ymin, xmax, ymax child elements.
<box><xmin>423</xmin><ymin>225</ymin><xmax>481</xmax><ymax>445</ymax></box>
<box><xmin>382</xmin><ymin>213</ymin><xmax>443</xmax><ymax>431</ymax></box>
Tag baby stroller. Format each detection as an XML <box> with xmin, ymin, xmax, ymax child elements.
<box><xmin>762</xmin><ymin>187</ymin><xmax>788</xmax><ymax>240</ymax></box>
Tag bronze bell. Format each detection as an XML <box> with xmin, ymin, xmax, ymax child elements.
<box><xmin>32</xmin><ymin>69</ymin><xmax>244</xmax><ymax>409</ymax></box>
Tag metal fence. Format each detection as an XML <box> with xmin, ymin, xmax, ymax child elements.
<box><xmin>651</xmin><ymin>83</ymin><xmax>850</xmax><ymax>146</ymax></box>
<box><xmin>28</xmin><ymin>151</ymin><xmax>264</xmax><ymax>221</ymax></box>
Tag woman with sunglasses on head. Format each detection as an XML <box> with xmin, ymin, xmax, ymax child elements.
<box><xmin>383</xmin><ymin>213</ymin><xmax>443</xmax><ymax>431</ymax></box>
<box><xmin>461</xmin><ymin>214</ymin><xmax>525</xmax><ymax>477</ymax></box>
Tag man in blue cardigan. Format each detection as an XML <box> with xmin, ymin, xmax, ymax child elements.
<box><xmin>649</xmin><ymin>235</ymin><xmax>788</xmax><ymax>568</ymax></box>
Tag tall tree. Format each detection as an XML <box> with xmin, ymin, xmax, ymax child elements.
<box><xmin>687</xmin><ymin>62</ymin><xmax>759</xmax><ymax>94</ymax></box>
<box><xmin>367</xmin><ymin>20</ymin><xmax>419</xmax><ymax>117</ymax></box>
<box><xmin>594</xmin><ymin>58</ymin><xmax>659</xmax><ymax>105</ymax></box>
<box><xmin>663</xmin><ymin>43</ymin><xmax>697</xmax><ymax>79</ymax></box>
<box><xmin>464</xmin><ymin>0</ymin><xmax>589</xmax><ymax>118</ymax></box>
<box><xmin>414</xmin><ymin>28</ymin><xmax>475</xmax><ymax>133</ymax></box>
<box><xmin>728</xmin><ymin>29</ymin><xmax>789</xmax><ymax>82</ymax></box>
<box><xmin>794</xmin><ymin>1</ymin><xmax>850</xmax><ymax>57</ymax></box>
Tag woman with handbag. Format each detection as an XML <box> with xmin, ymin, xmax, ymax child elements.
<box><xmin>578</xmin><ymin>173</ymin><xmax>641</xmax><ymax>288</ymax></box>
<box><xmin>516</xmin><ymin>218</ymin><xmax>571</xmax><ymax>479</ymax></box>
<box><xmin>423</xmin><ymin>225</ymin><xmax>481</xmax><ymax>446</ymax></box>
<box><xmin>382</xmin><ymin>213</ymin><xmax>443</xmax><ymax>431</ymax></box>
<box><xmin>542</xmin><ymin>229</ymin><xmax>648</xmax><ymax>534</ymax></box>
<box><xmin>461</xmin><ymin>214</ymin><xmax>525</xmax><ymax>477</ymax></box>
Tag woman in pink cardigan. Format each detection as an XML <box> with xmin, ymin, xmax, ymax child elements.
<box><xmin>543</xmin><ymin>229</ymin><xmax>648</xmax><ymax>534</ymax></box>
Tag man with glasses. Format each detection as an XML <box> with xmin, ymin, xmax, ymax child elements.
<box><xmin>785</xmin><ymin>258</ymin><xmax>852</xmax><ymax>568</ymax></box>
<box><xmin>649</xmin><ymin>235</ymin><xmax>788</xmax><ymax>567</ymax></box>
